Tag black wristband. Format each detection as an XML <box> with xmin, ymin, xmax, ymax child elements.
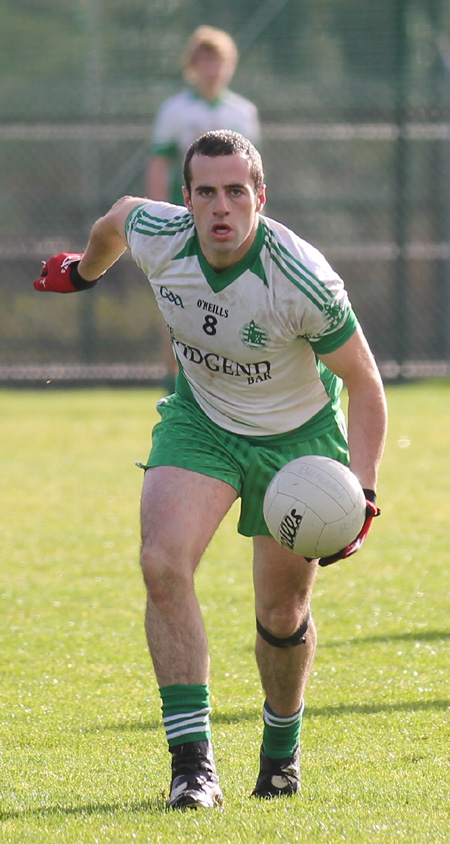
<box><xmin>70</xmin><ymin>261</ymin><xmax>100</xmax><ymax>291</ymax></box>
<box><xmin>363</xmin><ymin>488</ymin><xmax>377</xmax><ymax>504</ymax></box>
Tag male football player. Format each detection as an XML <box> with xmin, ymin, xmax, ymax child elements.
<box><xmin>34</xmin><ymin>130</ymin><xmax>387</xmax><ymax>809</ymax></box>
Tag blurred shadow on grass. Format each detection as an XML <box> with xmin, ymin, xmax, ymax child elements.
<box><xmin>78</xmin><ymin>695</ymin><xmax>449</xmax><ymax>737</ymax></box>
<box><xmin>320</xmin><ymin>629</ymin><xmax>450</xmax><ymax>648</ymax></box>
<box><xmin>306</xmin><ymin>698</ymin><xmax>450</xmax><ymax>717</ymax></box>
<box><xmin>80</xmin><ymin>707</ymin><xmax>261</xmax><ymax>735</ymax></box>
<box><xmin>0</xmin><ymin>797</ymin><xmax>167</xmax><ymax>822</ymax></box>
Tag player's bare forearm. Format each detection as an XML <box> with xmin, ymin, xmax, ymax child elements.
<box><xmin>345</xmin><ymin>373</ymin><xmax>387</xmax><ymax>491</ymax></box>
<box><xmin>319</xmin><ymin>327</ymin><xmax>388</xmax><ymax>492</ymax></box>
<box><xmin>78</xmin><ymin>224</ymin><xmax>126</xmax><ymax>280</ymax></box>
<box><xmin>78</xmin><ymin>196</ymin><xmax>147</xmax><ymax>281</ymax></box>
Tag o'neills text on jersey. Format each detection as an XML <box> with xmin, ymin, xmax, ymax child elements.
<box><xmin>174</xmin><ymin>340</ymin><xmax>272</xmax><ymax>384</ymax></box>
<box><xmin>197</xmin><ymin>299</ymin><xmax>229</xmax><ymax>318</ymax></box>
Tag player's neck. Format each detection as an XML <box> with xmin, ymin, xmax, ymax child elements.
<box><xmin>195</xmin><ymin>83</ymin><xmax>225</xmax><ymax>102</ymax></box>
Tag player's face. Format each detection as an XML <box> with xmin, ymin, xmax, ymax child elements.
<box><xmin>183</xmin><ymin>153</ymin><xmax>266</xmax><ymax>271</ymax></box>
<box><xmin>191</xmin><ymin>49</ymin><xmax>235</xmax><ymax>99</ymax></box>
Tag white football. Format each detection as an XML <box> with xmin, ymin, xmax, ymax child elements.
<box><xmin>263</xmin><ymin>455</ymin><xmax>366</xmax><ymax>558</ymax></box>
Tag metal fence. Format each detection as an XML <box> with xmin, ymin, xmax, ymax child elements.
<box><xmin>2</xmin><ymin>0</ymin><xmax>450</xmax><ymax>384</ymax></box>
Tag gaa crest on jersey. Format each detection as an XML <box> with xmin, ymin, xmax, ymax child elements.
<box><xmin>239</xmin><ymin>320</ymin><xmax>270</xmax><ymax>350</ymax></box>
<box><xmin>160</xmin><ymin>285</ymin><xmax>184</xmax><ymax>308</ymax></box>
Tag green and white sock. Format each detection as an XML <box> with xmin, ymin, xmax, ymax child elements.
<box><xmin>160</xmin><ymin>683</ymin><xmax>211</xmax><ymax>749</ymax></box>
<box><xmin>262</xmin><ymin>699</ymin><xmax>305</xmax><ymax>759</ymax></box>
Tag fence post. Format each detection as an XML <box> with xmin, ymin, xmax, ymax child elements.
<box><xmin>429</xmin><ymin>0</ymin><xmax>450</xmax><ymax>360</ymax></box>
<box><xmin>79</xmin><ymin>0</ymin><xmax>102</xmax><ymax>364</ymax></box>
<box><xmin>393</xmin><ymin>0</ymin><xmax>409</xmax><ymax>372</ymax></box>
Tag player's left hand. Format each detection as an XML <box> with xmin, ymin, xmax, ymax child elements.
<box><xmin>33</xmin><ymin>253</ymin><xmax>99</xmax><ymax>293</ymax></box>
<box><xmin>318</xmin><ymin>490</ymin><xmax>380</xmax><ymax>567</ymax></box>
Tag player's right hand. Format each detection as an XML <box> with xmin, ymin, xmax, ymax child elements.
<box><xmin>318</xmin><ymin>490</ymin><xmax>380</xmax><ymax>567</ymax></box>
<box><xmin>33</xmin><ymin>253</ymin><xmax>99</xmax><ymax>293</ymax></box>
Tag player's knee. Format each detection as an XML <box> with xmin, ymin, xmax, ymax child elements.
<box><xmin>256</xmin><ymin>606</ymin><xmax>311</xmax><ymax>647</ymax></box>
<box><xmin>140</xmin><ymin>542</ymin><xmax>192</xmax><ymax>605</ymax></box>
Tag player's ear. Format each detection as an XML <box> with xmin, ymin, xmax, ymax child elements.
<box><xmin>182</xmin><ymin>186</ymin><xmax>193</xmax><ymax>212</ymax></box>
<box><xmin>256</xmin><ymin>185</ymin><xmax>266</xmax><ymax>213</ymax></box>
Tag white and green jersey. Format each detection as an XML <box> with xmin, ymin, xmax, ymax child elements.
<box><xmin>150</xmin><ymin>88</ymin><xmax>260</xmax><ymax>204</ymax></box>
<box><xmin>126</xmin><ymin>203</ymin><xmax>358</xmax><ymax>437</ymax></box>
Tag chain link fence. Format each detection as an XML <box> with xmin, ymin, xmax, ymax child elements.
<box><xmin>2</xmin><ymin>0</ymin><xmax>450</xmax><ymax>385</ymax></box>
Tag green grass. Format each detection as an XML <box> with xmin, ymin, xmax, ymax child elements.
<box><xmin>1</xmin><ymin>382</ymin><xmax>449</xmax><ymax>843</ymax></box>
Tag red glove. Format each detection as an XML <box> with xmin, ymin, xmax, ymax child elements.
<box><xmin>318</xmin><ymin>490</ymin><xmax>381</xmax><ymax>567</ymax></box>
<box><xmin>34</xmin><ymin>253</ymin><xmax>100</xmax><ymax>293</ymax></box>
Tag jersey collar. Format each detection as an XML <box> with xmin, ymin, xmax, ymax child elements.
<box><xmin>188</xmin><ymin>86</ymin><xmax>228</xmax><ymax>108</ymax></box>
<box><xmin>197</xmin><ymin>220</ymin><xmax>267</xmax><ymax>292</ymax></box>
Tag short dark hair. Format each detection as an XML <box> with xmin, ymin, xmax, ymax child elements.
<box><xmin>183</xmin><ymin>130</ymin><xmax>265</xmax><ymax>195</ymax></box>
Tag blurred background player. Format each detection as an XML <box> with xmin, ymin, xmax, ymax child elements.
<box><xmin>146</xmin><ymin>26</ymin><xmax>261</xmax><ymax>391</ymax></box>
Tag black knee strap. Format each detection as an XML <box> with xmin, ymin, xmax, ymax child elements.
<box><xmin>256</xmin><ymin>610</ymin><xmax>310</xmax><ymax>648</ymax></box>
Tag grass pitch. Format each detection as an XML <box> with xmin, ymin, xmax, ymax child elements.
<box><xmin>1</xmin><ymin>381</ymin><xmax>449</xmax><ymax>843</ymax></box>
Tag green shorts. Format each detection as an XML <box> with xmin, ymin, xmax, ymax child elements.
<box><xmin>139</xmin><ymin>393</ymin><xmax>349</xmax><ymax>537</ymax></box>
